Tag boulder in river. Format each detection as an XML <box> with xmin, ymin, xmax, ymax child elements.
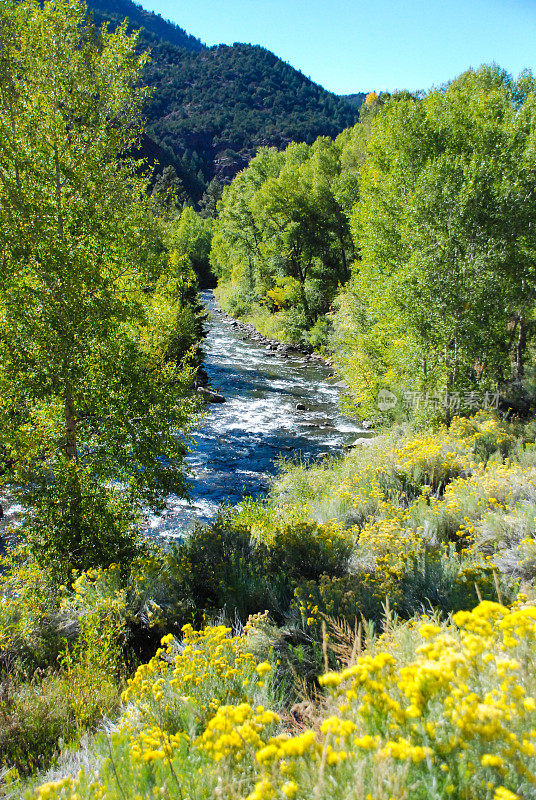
<box><xmin>295</xmin><ymin>402</ymin><xmax>306</xmax><ymax>411</ymax></box>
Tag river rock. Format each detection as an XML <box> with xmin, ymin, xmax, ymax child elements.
<box><xmin>346</xmin><ymin>436</ymin><xmax>375</xmax><ymax>448</ymax></box>
<box><xmin>198</xmin><ymin>387</ymin><xmax>226</xmax><ymax>403</ymax></box>
<box><xmin>295</xmin><ymin>402</ymin><xmax>306</xmax><ymax>411</ymax></box>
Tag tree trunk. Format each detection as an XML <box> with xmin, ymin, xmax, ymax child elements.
<box><xmin>299</xmin><ymin>277</ymin><xmax>311</xmax><ymax>325</ymax></box>
<box><xmin>515</xmin><ymin>318</ymin><xmax>526</xmax><ymax>381</ymax></box>
<box><xmin>64</xmin><ymin>384</ymin><xmax>78</xmax><ymax>461</ymax></box>
<box><xmin>247</xmin><ymin>257</ymin><xmax>254</xmax><ymax>294</ymax></box>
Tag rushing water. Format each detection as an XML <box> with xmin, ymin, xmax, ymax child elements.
<box><xmin>147</xmin><ymin>291</ymin><xmax>365</xmax><ymax>538</ymax></box>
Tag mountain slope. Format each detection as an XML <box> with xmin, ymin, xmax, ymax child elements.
<box><xmin>85</xmin><ymin>0</ymin><xmax>363</xmax><ymax>201</ymax></box>
<box><xmin>342</xmin><ymin>93</ymin><xmax>367</xmax><ymax>109</ymax></box>
<box><xmin>144</xmin><ymin>43</ymin><xmax>360</xmax><ymax>187</ymax></box>
<box><xmin>86</xmin><ymin>0</ymin><xmax>204</xmax><ymax>50</ymax></box>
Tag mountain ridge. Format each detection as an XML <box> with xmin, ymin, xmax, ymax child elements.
<box><xmin>85</xmin><ymin>0</ymin><xmax>365</xmax><ymax>202</ymax></box>
<box><xmin>86</xmin><ymin>0</ymin><xmax>205</xmax><ymax>51</ymax></box>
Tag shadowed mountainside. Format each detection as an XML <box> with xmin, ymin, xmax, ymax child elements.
<box><xmin>86</xmin><ymin>0</ymin><xmax>364</xmax><ymax>201</ymax></box>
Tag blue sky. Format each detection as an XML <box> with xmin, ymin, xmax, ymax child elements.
<box><xmin>136</xmin><ymin>0</ymin><xmax>536</xmax><ymax>95</ymax></box>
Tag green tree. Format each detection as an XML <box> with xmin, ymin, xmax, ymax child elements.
<box><xmin>211</xmin><ymin>139</ymin><xmax>355</xmax><ymax>345</ymax></box>
<box><xmin>151</xmin><ymin>164</ymin><xmax>188</xmax><ymax>211</ymax></box>
<box><xmin>210</xmin><ymin>147</ymin><xmax>284</xmax><ymax>313</ymax></box>
<box><xmin>198</xmin><ymin>177</ymin><xmax>223</xmax><ymax>219</ymax></box>
<box><xmin>168</xmin><ymin>206</ymin><xmax>214</xmax><ymax>288</ymax></box>
<box><xmin>0</xmin><ymin>0</ymin><xmax>197</xmax><ymax>577</ymax></box>
<box><xmin>334</xmin><ymin>66</ymin><xmax>536</xmax><ymax>421</ymax></box>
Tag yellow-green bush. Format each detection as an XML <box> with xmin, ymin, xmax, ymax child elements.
<box><xmin>0</xmin><ymin>663</ymin><xmax>121</xmax><ymax>777</ymax></box>
<box><xmin>0</xmin><ymin>551</ymin><xmax>65</xmax><ymax>671</ymax></box>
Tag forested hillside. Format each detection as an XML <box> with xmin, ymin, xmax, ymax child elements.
<box><xmin>85</xmin><ymin>0</ymin><xmax>362</xmax><ymax>201</ymax></box>
<box><xmin>143</xmin><ymin>43</ymin><xmax>360</xmax><ymax>191</ymax></box>
<box><xmin>85</xmin><ymin>0</ymin><xmax>205</xmax><ymax>50</ymax></box>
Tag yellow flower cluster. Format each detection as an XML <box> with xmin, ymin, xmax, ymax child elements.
<box><xmin>394</xmin><ymin>430</ymin><xmax>475</xmax><ymax>490</ymax></box>
<box><xmin>129</xmin><ymin>724</ymin><xmax>187</xmax><ymax>763</ymax></box>
<box><xmin>34</xmin><ymin>603</ymin><xmax>536</xmax><ymax>800</ymax></box>
<box><xmin>450</xmin><ymin>413</ymin><xmax>517</xmax><ymax>459</ymax></box>
<box><xmin>122</xmin><ymin>624</ymin><xmax>257</xmax><ymax>724</ymax></box>
<box><xmin>436</xmin><ymin>461</ymin><xmax>536</xmax><ymax>543</ymax></box>
<box><xmin>356</xmin><ymin>510</ymin><xmax>425</xmax><ymax>580</ymax></box>
<box><xmin>36</xmin><ymin>777</ymin><xmax>73</xmax><ymax>800</ymax></box>
<box><xmin>198</xmin><ymin>702</ymin><xmax>280</xmax><ymax>762</ymax></box>
<box><xmin>314</xmin><ymin>601</ymin><xmax>536</xmax><ymax>797</ymax></box>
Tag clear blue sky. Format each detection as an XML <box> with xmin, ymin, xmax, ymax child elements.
<box><xmin>136</xmin><ymin>0</ymin><xmax>536</xmax><ymax>95</ymax></box>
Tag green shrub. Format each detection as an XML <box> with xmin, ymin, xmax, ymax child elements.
<box><xmin>177</xmin><ymin>512</ymin><xmax>275</xmax><ymax>622</ymax></box>
<box><xmin>266</xmin><ymin>521</ymin><xmax>353</xmax><ymax>584</ymax></box>
<box><xmin>308</xmin><ymin>316</ymin><xmax>331</xmax><ymax>350</ymax></box>
<box><xmin>0</xmin><ymin>665</ymin><xmax>121</xmax><ymax>776</ymax></box>
<box><xmin>396</xmin><ymin>547</ymin><xmax>512</xmax><ymax>617</ymax></box>
<box><xmin>161</xmin><ymin>515</ymin><xmax>354</xmax><ymax>627</ymax></box>
<box><xmin>0</xmin><ymin>552</ymin><xmax>68</xmax><ymax>675</ymax></box>
<box><xmin>293</xmin><ymin>574</ymin><xmax>387</xmax><ymax>631</ymax></box>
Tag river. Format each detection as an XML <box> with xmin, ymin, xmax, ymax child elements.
<box><xmin>147</xmin><ymin>291</ymin><xmax>365</xmax><ymax>538</ymax></box>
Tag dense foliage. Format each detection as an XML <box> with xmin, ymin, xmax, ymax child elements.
<box><xmin>213</xmin><ymin>68</ymin><xmax>536</xmax><ymax>420</ymax></box>
<box><xmin>0</xmin><ymin>0</ymin><xmax>201</xmax><ymax>578</ymax></box>
<box><xmin>211</xmin><ymin>132</ymin><xmax>362</xmax><ymax>348</ymax></box>
<box><xmin>85</xmin><ymin>0</ymin><xmax>205</xmax><ymax>51</ymax></box>
<box><xmin>334</xmin><ymin>67</ymin><xmax>536</xmax><ymax>421</ymax></box>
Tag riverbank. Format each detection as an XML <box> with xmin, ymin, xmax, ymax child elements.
<box><xmin>211</xmin><ymin>303</ymin><xmax>334</xmax><ymax>367</ymax></box>
<box><xmin>9</xmin><ymin>410</ymin><xmax>536</xmax><ymax>799</ymax></box>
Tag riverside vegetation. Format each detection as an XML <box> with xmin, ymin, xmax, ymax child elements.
<box><xmin>2</xmin><ymin>1</ymin><xmax>536</xmax><ymax>799</ymax></box>
<box><xmin>4</xmin><ymin>412</ymin><xmax>536</xmax><ymax>799</ymax></box>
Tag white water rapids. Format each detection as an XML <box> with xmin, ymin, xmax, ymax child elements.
<box><xmin>147</xmin><ymin>291</ymin><xmax>366</xmax><ymax>538</ymax></box>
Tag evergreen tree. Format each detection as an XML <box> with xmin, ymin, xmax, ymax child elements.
<box><xmin>199</xmin><ymin>178</ymin><xmax>224</xmax><ymax>219</ymax></box>
<box><xmin>151</xmin><ymin>165</ymin><xmax>189</xmax><ymax>211</ymax></box>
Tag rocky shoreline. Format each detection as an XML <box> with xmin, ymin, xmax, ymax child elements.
<box><xmin>194</xmin><ymin>302</ymin><xmax>376</xmax><ymax>438</ymax></box>
<box><xmin>207</xmin><ymin>306</ymin><xmax>376</xmax><ymax>442</ymax></box>
<box><xmin>212</xmin><ymin>305</ymin><xmax>335</xmax><ymax>369</ymax></box>
<box><xmin>196</xmin><ymin>304</ymin><xmax>336</xmax><ymax>402</ymax></box>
